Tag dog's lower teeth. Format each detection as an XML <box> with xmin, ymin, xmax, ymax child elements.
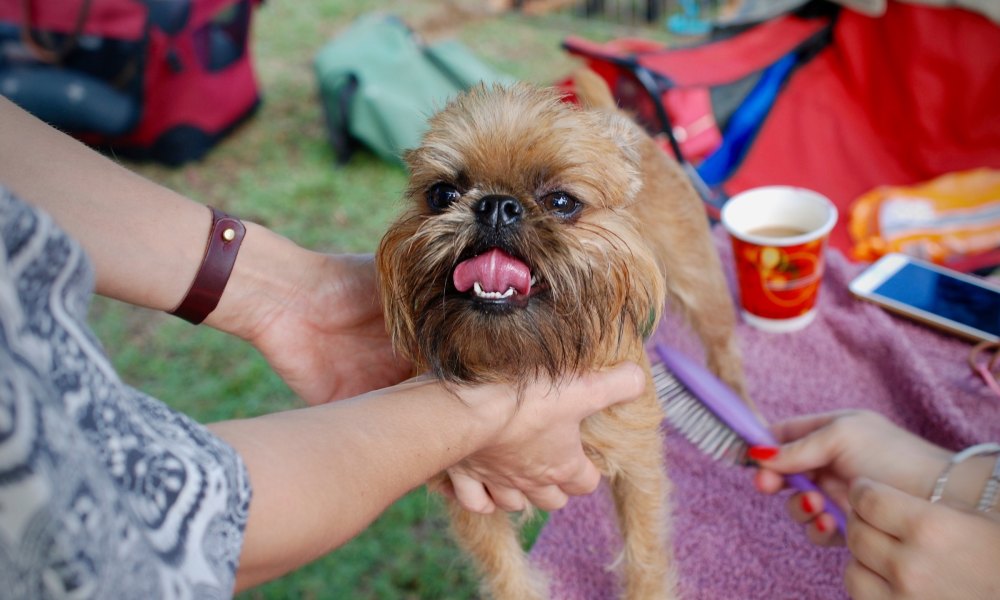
<box><xmin>472</xmin><ymin>282</ymin><xmax>516</xmax><ymax>299</ymax></box>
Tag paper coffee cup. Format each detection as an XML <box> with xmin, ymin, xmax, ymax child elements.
<box><xmin>721</xmin><ymin>186</ymin><xmax>837</xmax><ymax>333</ymax></box>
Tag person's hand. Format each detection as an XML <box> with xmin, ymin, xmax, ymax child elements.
<box><xmin>214</xmin><ymin>251</ymin><xmax>411</xmax><ymax>405</ymax></box>
<box><xmin>443</xmin><ymin>362</ymin><xmax>646</xmax><ymax>514</ymax></box>
<box><xmin>751</xmin><ymin>410</ymin><xmax>950</xmax><ymax>545</ymax></box>
<box><xmin>844</xmin><ymin>477</ymin><xmax>1000</xmax><ymax>599</ymax></box>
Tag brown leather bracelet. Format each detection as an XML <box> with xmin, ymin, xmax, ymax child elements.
<box><xmin>170</xmin><ymin>206</ymin><xmax>246</xmax><ymax>324</ymax></box>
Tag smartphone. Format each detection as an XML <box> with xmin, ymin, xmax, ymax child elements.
<box><xmin>848</xmin><ymin>253</ymin><xmax>1000</xmax><ymax>343</ymax></box>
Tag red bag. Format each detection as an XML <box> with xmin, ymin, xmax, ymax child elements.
<box><xmin>0</xmin><ymin>0</ymin><xmax>262</xmax><ymax>165</ymax></box>
<box><xmin>563</xmin><ymin>14</ymin><xmax>831</xmax><ymax>162</ymax></box>
<box><xmin>722</xmin><ymin>2</ymin><xmax>1000</xmax><ymax>255</ymax></box>
<box><xmin>559</xmin><ymin>8</ymin><xmax>834</xmax><ymax>216</ymax></box>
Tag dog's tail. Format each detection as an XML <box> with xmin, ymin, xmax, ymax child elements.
<box><xmin>571</xmin><ymin>68</ymin><xmax>617</xmax><ymax>111</ymax></box>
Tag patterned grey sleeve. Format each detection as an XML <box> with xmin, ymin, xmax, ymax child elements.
<box><xmin>0</xmin><ymin>188</ymin><xmax>252</xmax><ymax>599</ymax></box>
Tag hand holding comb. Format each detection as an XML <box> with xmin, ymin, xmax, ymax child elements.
<box><xmin>652</xmin><ymin>342</ymin><xmax>848</xmax><ymax>535</ymax></box>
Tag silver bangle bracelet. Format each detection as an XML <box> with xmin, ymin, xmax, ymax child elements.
<box><xmin>977</xmin><ymin>453</ymin><xmax>1000</xmax><ymax>512</ymax></box>
<box><xmin>929</xmin><ymin>442</ymin><xmax>1000</xmax><ymax>505</ymax></box>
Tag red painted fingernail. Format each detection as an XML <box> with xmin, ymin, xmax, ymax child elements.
<box><xmin>815</xmin><ymin>517</ymin><xmax>828</xmax><ymax>533</ymax></box>
<box><xmin>748</xmin><ymin>446</ymin><xmax>779</xmax><ymax>461</ymax></box>
<box><xmin>801</xmin><ymin>494</ymin><xmax>815</xmax><ymax>515</ymax></box>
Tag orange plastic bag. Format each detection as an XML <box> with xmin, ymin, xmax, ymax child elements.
<box><xmin>850</xmin><ymin>168</ymin><xmax>1000</xmax><ymax>267</ymax></box>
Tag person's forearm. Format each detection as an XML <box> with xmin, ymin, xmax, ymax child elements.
<box><xmin>0</xmin><ymin>96</ymin><xmax>303</xmax><ymax>339</ymax></box>
<box><xmin>0</xmin><ymin>96</ymin><xmax>207</xmax><ymax>309</ymax></box>
<box><xmin>208</xmin><ymin>379</ymin><xmax>505</xmax><ymax>591</ymax></box>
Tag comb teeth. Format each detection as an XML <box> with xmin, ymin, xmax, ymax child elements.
<box><xmin>652</xmin><ymin>362</ymin><xmax>748</xmax><ymax>464</ymax></box>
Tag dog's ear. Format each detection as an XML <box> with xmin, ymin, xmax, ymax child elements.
<box><xmin>571</xmin><ymin>67</ymin><xmax>615</xmax><ymax>111</ymax></box>
<box><xmin>572</xmin><ymin>67</ymin><xmax>641</xmax><ymax>159</ymax></box>
<box><xmin>571</xmin><ymin>69</ymin><xmax>643</xmax><ymax>201</ymax></box>
<box><xmin>594</xmin><ymin>110</ymin><xmax>642</xmax><ymax>172</ymax></box>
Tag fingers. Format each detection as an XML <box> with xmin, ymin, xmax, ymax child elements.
<box><xmin>574</xmin><ymin>361</ymin><xmax>645</xmax><ymax>412</ymax></box>
<box><xmin>486</xmin><ymin>482</ymin><xmax>530</xmax><ymax>512</ymax></box>
<box><xmin>846</xmin><ymin>509</ymin><xmax>899</xmax><ymax>590</ymax></box>
<box><xmin>844</xmin><ymin>477</ymin><xmax>920</xmax><ymax>598</ymax></box>
<box><xmin>749</xmin><ymin>411</ymin><xmax>863</xmax><ymax>482</ymax></box>
<box><xmin>768</xmin><ymin>411</ymin><xmax>846</xmax><ymax>444</ymax></box>
<box><xmin>447</xmin><ymin>471</ymin><xmax>578</xmax><ymax>513</ymax></box>
<box><xmin>449</xmin><ymin>471</ymin><xmax>496</xmax><ymax>514</ymax></box>
<box><xmin>786</xmin><ymin>491</ymin><xmax>842</xmax><ymax>546</ymax></box>
<box><xmin>556</xmin><ymin>457</ymin><xmax>603</xmax><ymax>497</ymax></box>
<box><xmin>849</xmin><ymin>477</ymin><xmax>914</xmax><ymax>541</ymax></box>
<box><xmin>522</xmin><ymin>485</ymin><xmax>569</xmax><ymax>512</ymax></box>
<box><xmin>753</xmin><ymin>468</ymin><xmax>786</xmax><ymax>494</ymax></box>
<box><xmin>846</xmin><ymin>479</ymin><xmax>1000</xmax><ymax>600</ymax></box>
<box><xmin>785</xmin><ymin>490</ymin><xmax>815</xmax><ymax>524</ymax></box>
<box><xmin>755</xmin><ymin>467</ymin><xmax>845</xmax><ymax>547</ymax></box>
<box><xmin>844</xmin><ymin>557</ymin><xmax>893</xmax><ymax>600</ymax></box>
<box><xmin>482</xmin><ymin>482</ymin><xmax>571</xmax><ymax>513</ymax></box>
<box><xmin>749</xmin><ymin>432</ymin><xmax>839</xmax><ymax>476</ymax></box>
<box><xmin>445</xmin><ymin>363</ymin><xmax>639</xmax><ymax>516</ymax></box>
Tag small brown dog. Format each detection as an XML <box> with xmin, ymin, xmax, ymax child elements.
<box><xmin>376</xmin><ymin>70</ymin><xmax>747</xmax><ymax>599</ymax></box>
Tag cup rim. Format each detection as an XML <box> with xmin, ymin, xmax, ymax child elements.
<box><xmin>721</xmin><ymin>186</ymin><xmax>838</xmax><ymax>247</ymax></box>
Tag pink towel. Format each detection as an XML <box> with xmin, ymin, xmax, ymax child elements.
<box><xmin>531</xmin><ymin>228</ymin><xmax>1000</xmax><ymax>599</ymax></box>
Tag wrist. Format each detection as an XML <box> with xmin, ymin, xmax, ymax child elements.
<box><xmin>908</xmin><ymin>447</ymin><xmax>954</xmax><ymax>499</ymax></box>
<box><xmin>362</xmin><ymin>378</ymin><xmax>513</xmax><ymax>463</ymax></box>
<box><xmin>451</xmin><ymin>381</ymin><xmax>520</xmax><ymax>453</ymax></box>
<box><xmin>943</xmin><ymin>454</ymin><xmax>1000</xmax><ymax>510</ymax></box>
<box><xmin>930</xmin><ymin>444</ymin><xmax>1000</xmax><ymax>511</ymax></box>
<box><xmin>170</xmin><ymin>207</ymin><xmax>247</xmax><ymax>324</ymax></box>
<box><xmin>202</xmin><ymin>221</ymin><xmax>315</xmax><ymax>341</ymax></box>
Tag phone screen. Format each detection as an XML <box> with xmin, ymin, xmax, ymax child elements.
<box><xmin>873</xmin><ymin>263</ymin><xmax>1000</xmax><ymax>337</ymax></box>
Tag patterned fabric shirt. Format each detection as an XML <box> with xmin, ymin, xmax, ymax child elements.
<box><xmin>0</xmin><ymin>188</ymin><xmax>251</xmax><ymax>599</ymax></box>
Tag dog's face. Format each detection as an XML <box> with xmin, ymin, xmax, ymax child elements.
<box><xmin>376</xmin><ymin>83</ymin><xmax>664</xmax><ymax>385</ymax></box>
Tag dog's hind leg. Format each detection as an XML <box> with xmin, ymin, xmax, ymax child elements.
<box><xmin>447</xmin><ymin>500</ymin><xmax>549</xmax><ymax>600</ymax></box>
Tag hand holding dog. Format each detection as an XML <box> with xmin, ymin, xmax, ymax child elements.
<box><xmin>753</xmin><ymin>410</ymin><xmax>1000</xmax><ymax>599</ymax></box>
<box><xmin>211</xmin><ymin>248</ymin><xmax>412</xmax><ymax>405</ymax></box>
<box><xmin>444</xmin><ymin>363</ymin><xmax>646</xmax><ymax>514</ymax></box>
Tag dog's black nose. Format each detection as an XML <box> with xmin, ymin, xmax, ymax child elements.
<box><xmin>475</xmin><ymin>195</ymin><xmax>523</xmax><ymax>229</ymax></box>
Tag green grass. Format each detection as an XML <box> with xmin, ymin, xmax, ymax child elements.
<box><xmin>90</xmin><ymin>1</ymin><xmax>670</xmax><ymax>597</ymax></box>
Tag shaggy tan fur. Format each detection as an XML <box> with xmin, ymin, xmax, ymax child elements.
<box><xmin>376</xmin><ymin>69</ymin><xmax>748</xmax><ymax>599</ymax></box>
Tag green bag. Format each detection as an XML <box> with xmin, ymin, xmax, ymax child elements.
<box><xmin>314</xmin><ymin>13</ymin><xmax>515</xmax><ymax>166</ymax></box>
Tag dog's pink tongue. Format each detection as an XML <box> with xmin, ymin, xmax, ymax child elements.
<box><xmin>453</xmin><ymin>248</ymin><xmax>532</xmax><ymax>295</ymax></box>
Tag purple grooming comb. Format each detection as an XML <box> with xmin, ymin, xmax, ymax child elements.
<box><xmin>652</xmin><ymin>341</ymin><xmax>847</xmax><ymax>535</ymax></box>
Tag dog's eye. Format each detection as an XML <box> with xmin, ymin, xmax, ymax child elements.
<box><xmin>540</xmin><ymin>192</ymin><xmax>581</xmax><ymax>218</ymax></box>
<box><xmin>427</xmin><ymin>183</ymin><xmax>461</xmax><ymax>212</ymax></box>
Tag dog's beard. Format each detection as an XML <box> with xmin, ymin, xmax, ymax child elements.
<box><xmin>378</xmin><ymin>205</ymin><xmax>658</xmax><ymax>385</ymax></box>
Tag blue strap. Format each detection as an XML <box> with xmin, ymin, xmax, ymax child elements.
<box><xmin>697</xmin><ymin>52</ymin><xmax>799</xmax><ymax>186</ymax></box>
